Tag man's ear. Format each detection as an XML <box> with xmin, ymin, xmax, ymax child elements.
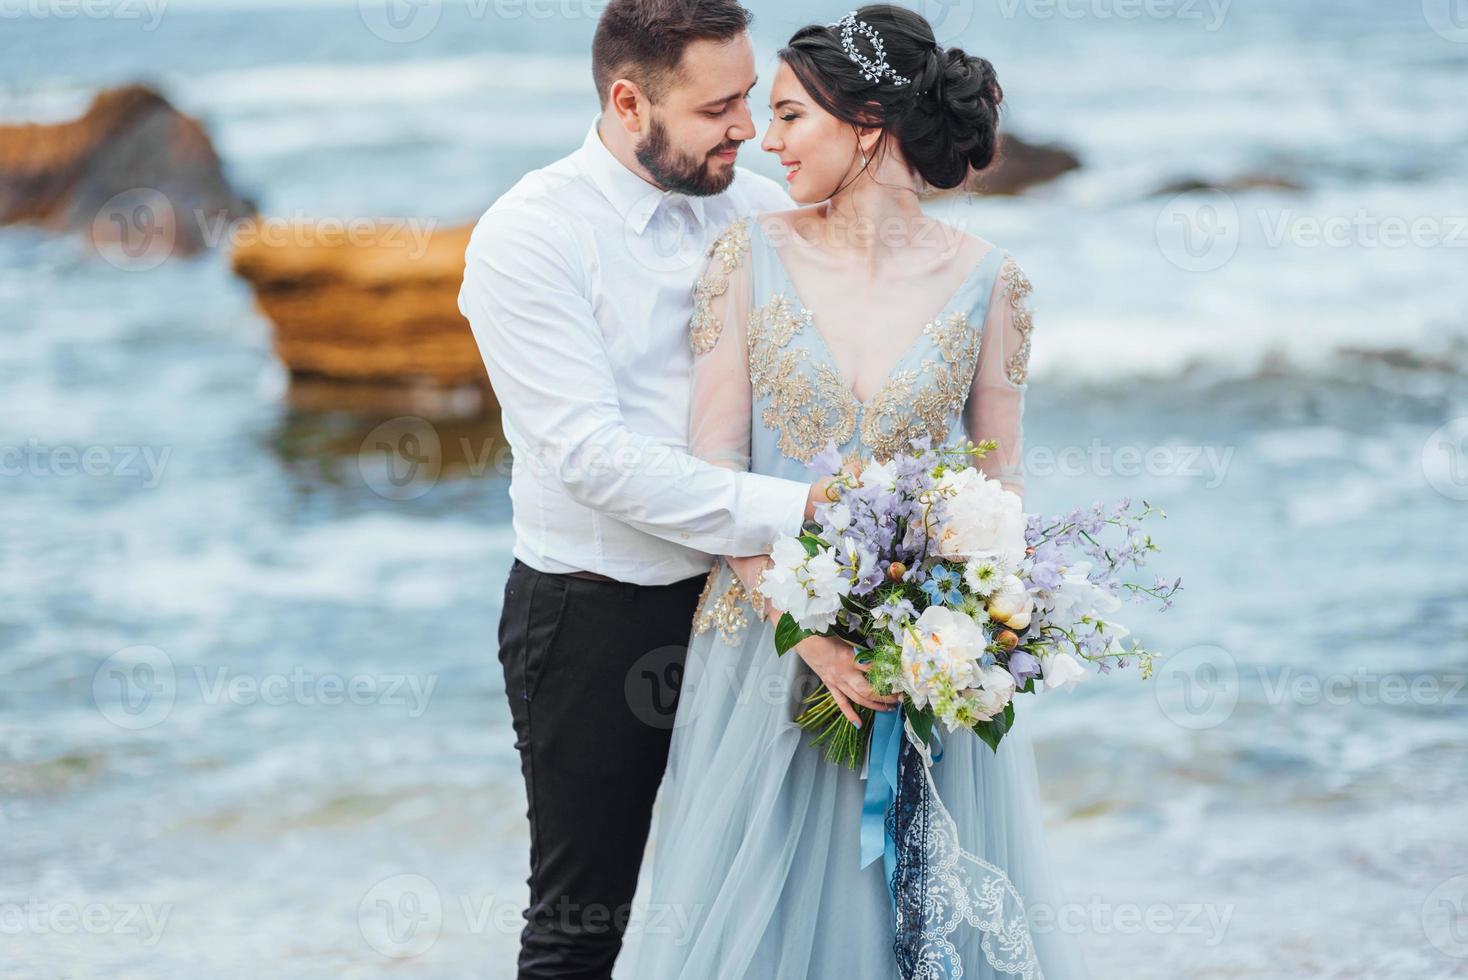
<box><xmin>607</xmin><ymin>78</ymin><xmax>649</xmax><ymax>135</ymax></box>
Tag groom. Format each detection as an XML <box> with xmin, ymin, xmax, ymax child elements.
<box><xmin>457</xmin><ymin>0</ymin><xmax>828</xmax><ymax>976</ymax></box>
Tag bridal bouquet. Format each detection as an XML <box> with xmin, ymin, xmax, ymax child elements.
<box><xmin>758</xmin><ymin>436</ymin><xmax>1181</xmax><ymax>768</ymax></box>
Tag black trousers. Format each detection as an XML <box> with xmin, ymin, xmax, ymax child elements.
<box><xmin>497</xmin><ymin>557</ymin><xmax>706</xmax><ymax>980</ymax></box>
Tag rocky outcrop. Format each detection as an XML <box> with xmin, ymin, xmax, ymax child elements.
<box><xmin>964</xmin><ymin>133</ymin><xmax>1082</xmax><ymax>196</ymax></box>
<box><xmin>0</xmin><ymin>83</ymin><xmax>254</xmax><ymax>257</ymax></box>
<box><xmin>231</xmin><ymin>220</ymin><xmax>494</xmax><ymax>406</ymax></box>
<box><xmin>1150</xmin><ymin>172</ymin><xmax>1304</xmax><ymax>197</ymax></box>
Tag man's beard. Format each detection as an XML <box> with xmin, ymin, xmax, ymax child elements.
<box><xmin>635</xmin><ymin>116</ymin><xmax>738</xmax><ymax>196</ymax></box>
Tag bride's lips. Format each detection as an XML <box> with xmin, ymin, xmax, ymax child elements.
<box><xmin>781</xmin><ymin>159</ymin><xmax>801</xmax><ymax>182</ymax></box>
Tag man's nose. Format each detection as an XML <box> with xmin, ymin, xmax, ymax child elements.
<box><xmin>726</xmin><ymin>100</ymin><xmax>756</xmax><ymax>143</ymax></box>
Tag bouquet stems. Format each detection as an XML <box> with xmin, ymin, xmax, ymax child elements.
<box><xmin>795</xmin><ymin>683</ymin><xmax>876</xmax><ymax>769</ymax></box>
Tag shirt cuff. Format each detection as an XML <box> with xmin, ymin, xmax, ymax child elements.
<box><xmin>732</xmin><ymin>471</ymin><xmax>809</xmax><ymax>555</ymax></box>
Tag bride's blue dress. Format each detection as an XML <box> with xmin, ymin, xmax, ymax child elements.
<box><xmin>627</xmin><ymin>214</ymin><xmax>1093</xmax><ymax>979</ymax></box>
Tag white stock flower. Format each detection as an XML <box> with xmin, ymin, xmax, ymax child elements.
<box><xmin>757</xmin><ymin>537</ymin><xmax>850</xmax><ymax>633</ymax></box>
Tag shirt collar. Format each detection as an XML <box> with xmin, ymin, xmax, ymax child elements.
<box><xmin>579</xmin><ymin>114</ymin><xmax>708</xmax><ymax>235</ymax></box>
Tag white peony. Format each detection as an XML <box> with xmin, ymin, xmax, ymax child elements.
<box><xmin>899</xmin><ymin>605</ymin><xmax>986</xmax><ymax>707</ymax></box>
<box><xmin>986</xmin><ymin>573</ymin><xmax>1035</xmax><ymax>630</ymax></box>
<box><xmin>931</xmin><ymin>468</ymin><xmax>1027</xmax><ymax>567</ymax></box>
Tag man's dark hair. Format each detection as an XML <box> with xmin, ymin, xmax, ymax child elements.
<box><xmin>591</xmin><ymin>0</ymin><xmax>754</xmax><ymax>106</ymax></box>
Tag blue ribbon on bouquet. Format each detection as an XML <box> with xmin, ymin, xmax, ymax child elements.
<box><xmin>859</xmin><ymin>706</ymin><xmax>943</xmax><ymax>903</ymax></box>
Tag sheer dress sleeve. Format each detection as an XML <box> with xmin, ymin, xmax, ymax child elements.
<box><xmin>964</xmin><ymin>254</ymin><xmax>1036</xmax><ymax>501</ymax></box>
<box><xmin>687</xmin><ymin>219</ymin><xmax>781</xmax><ymax>617</ymax></box>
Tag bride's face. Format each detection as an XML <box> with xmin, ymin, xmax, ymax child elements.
<box><xmin>761</xmin><ymin>60</ymin><xmax>864</xmax><ymax>204</ymax></box>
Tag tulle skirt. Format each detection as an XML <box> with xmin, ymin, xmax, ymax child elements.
<box><xmin>629</xmin><ymin>560</ymin><xmax>1093</xmax><ymax>980</ymax></box>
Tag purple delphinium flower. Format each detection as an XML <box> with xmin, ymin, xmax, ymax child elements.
<box><xmin>810</xmin><ymin>441</ymin><xmax>844</xmax><ymax>477</ymax></box>
<box><xmin>1025</xmin><ymin>540</ymin><xmax>1067</xmax><ymax>592</ymax></box>
<box><xmin>841</xmin><ymin>536</ymin><xmax>884</xmax><ymax>595</ymax></box>
<box><xmin>872</xmin><ymin>593</ymin><xmax>918</xmax><ymax>629</ymax></box>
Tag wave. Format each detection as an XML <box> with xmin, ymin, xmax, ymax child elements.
<box><xmin>175</xmin><ymin>52</ymin><xmax>592</xmax><ymax>110</ymax></box>
<box><xmin>1035</xmin><ymin>323</ymin><xmax>1468</xmax><ymax>390</ymax></box>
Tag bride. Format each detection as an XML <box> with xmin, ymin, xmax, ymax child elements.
<box><xmin>631</xmin><ymin>6</ymin><xmax>1092</xmax><ymax>978</ymax></box>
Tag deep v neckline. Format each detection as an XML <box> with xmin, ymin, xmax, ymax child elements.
<box><xmin>752</xmin><ymin>217</ymin><xmax>998</xmax><ymax>409</ymax></box>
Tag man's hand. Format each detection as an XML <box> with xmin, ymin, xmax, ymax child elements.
<box><xmin>803</xmin><ymin>457</ymin><xmax>864</xmax><ymax>521</ymax></box>
<box><xmin>804</xmin><ymin>477</ymin><xmax>840</xmax><ymax>521</ymax></box>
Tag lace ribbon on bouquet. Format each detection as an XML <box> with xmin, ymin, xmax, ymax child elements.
<box><xmin>880</xmin><ymin>717</ymin><xmax>1044</xmax><ymax>979</ymax></box>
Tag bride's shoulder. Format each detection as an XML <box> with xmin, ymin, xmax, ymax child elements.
<box><xmin>929</xmin><ymin>220</ymin><xmax>1002</xmax><ymax>265</ymax></box>
<box><xmin>936</xmin><ymin>223</ymin><xmax>1032</xmax><ymax>295</ymax></box>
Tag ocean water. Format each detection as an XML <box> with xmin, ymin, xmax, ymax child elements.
<box><xmin>2</xmin><ymin>1</ymin><xmax>1466</xmax><ymax>977</ymax></box>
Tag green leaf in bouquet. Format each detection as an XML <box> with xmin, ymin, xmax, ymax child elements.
<box><xmin>903</xmin><ymin>700</ymin><xmax>935</xmax><ymax>746</ymax></box>
<box><xmin>972</xmin><ymin>701</ymin><xmax>1016</xmax><ymax>754</ymax></box>
<box><xmin>774</xmin><ymin>613</ymin><xmax>813</xmax><ymax>656</ymax></box>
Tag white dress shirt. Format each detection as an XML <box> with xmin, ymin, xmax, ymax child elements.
<box><xmin>457</xmin><ymin>115</ymin><xmax>807</xmax><ymax>586</ymax></box>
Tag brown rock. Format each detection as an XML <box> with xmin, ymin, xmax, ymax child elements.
<box><xmin>963</xmin><ymin>133</ymin><xmax>1082</xmax><ymax>196</ymax></box>
<box><xmin>231</xmin><ymin>219</ymin><xmax>495</xmax><ymax>407</ymax></box>
<box><xmin>1150</xmin><ymin>173</ymin><xmax>1304</xmax><ymax>197</ymax></box>
<box><xmin>0</xmin><ymin>83</ymin><xmax>254</xmax><ymax>257</ymax></box>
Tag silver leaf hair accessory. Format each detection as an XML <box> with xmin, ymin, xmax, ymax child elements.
<box><xmin>828</xmin><ymin>10</ymin><xmax>911</xmax><ymax>86</ymax></box>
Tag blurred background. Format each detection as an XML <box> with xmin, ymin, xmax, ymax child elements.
<box><xmin>2</xmin><ymin>0</ymin><xmax>1467</xmax><ymax>976</ymax></box>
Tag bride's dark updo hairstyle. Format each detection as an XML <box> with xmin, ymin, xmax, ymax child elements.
<box><xmin>779</xmin><ymin>4</ymin><xmax>1003</xmax><ymax>190</ymax></box>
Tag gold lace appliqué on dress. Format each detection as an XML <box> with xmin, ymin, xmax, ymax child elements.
<box><xmin>747</xmin><ymin>294</ymin><xmax>859</xmax><ymax>463</ymax></box>
<box><xmin>692</xmin><ymin>562</ymin><xmax>755</xmax><ymax>645</ymax></box>
<box><xmin>689</xmin><ymin>218</ymin><xmax>752</xmax><ymax>356</ymax></box>
<box><xmin>999</xmin><ymin>256</ymin><xmax>1034</xmax><ymax>386</ymax></box>
<box><xmin>860</xmin><ymin>311</ymin><xmax>982</xmax><ymax>462</ymax></box>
